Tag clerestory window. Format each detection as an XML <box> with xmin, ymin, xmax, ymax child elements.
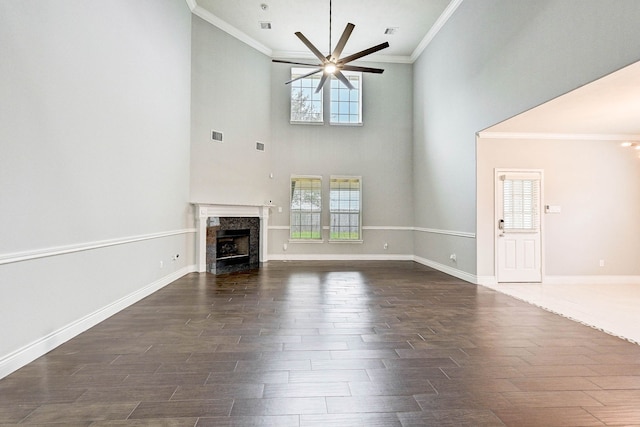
<box><xmin>290</xmin><ymin>68</ymin><xmax>362</xmax><ymax>125</ymax></box>
<box><xmin>290</xmin><ymin>68</ymin><xmax>323</xmax><ymax>123</ymax></box>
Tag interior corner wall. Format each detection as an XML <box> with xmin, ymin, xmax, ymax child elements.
<box><xmin>477</xmin><ymin>138</ymin><xmax>640</xmax><ymax>278</ymax></box>
<box><xmin>0</xmin><ymin>0</ymin><xmax>193</xmax><ymax>378</ymax></box>
<box><xmin>189</xmin><ymin>16</ymin><xmax>272</xmax><ymax>206</ymax></box>
<box><xmin>412</xmin><ymin>0</ymin><xmax>640</xmax><ymax>278</ymax></box>
<box><xmin>268</xmin><ymin>61</ymin><xmax>414</xmax><ymax>259</ymax></box>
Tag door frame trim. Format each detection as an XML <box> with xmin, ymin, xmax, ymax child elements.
<box><xmin>494</xmin><ymin>168</ymin><xmax>545</xmax><ymax>283</ymax></box>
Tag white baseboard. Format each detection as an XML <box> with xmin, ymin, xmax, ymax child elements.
<box><xmin>267</xmin><ymin>254</ymin><xmax>480</xmax><ymax>285</ymax></box>
<box><xmin>0</xmin><ymin>265</ymin><xmax>197</xmax><ymax>380</ymax></box>
<box><xmin>412</xmin><ymin>256</ymin><xmax>477</xmax><ymax>284</ymax></box>
<box><xmin>268</xmin><ymin>254</ymin><xmax>414</xmax><ymax>261</ymax></box>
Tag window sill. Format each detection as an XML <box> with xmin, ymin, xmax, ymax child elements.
<box><xmin>329</xmin><ymin>239</ymin><xmax>363</xmax><ymax>244</ymax></box>
<box><xmin>329</xmin><ymin>122</ymin><xmax>363</xmax><ymax>127</ymax></box>
<box><xmin>290</xmin><ymin>121</ymin><xmax>324</xmax><ymax>126</ymax></box>
<box><xmin>289</xmin><ymin>239</ymin><xmax>325</xmax><ymax>244</ymax></box>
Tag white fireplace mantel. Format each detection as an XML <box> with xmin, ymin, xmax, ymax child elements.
<box><xmin>192</xmin><ymin>203</ymin><xmax>271</xmax><ymax>272</ymax></box>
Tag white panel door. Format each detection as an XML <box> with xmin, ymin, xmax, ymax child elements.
<box><xmin>496</xmin><ymin>171</ymin><xmax>542</xmax><ymax>283</ymax></box>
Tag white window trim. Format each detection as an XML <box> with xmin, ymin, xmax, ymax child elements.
<box><xmin>289</xmin><ymin>175</ymin><xmax>323</xmax><ymax>241</ymax></box>
<box><xmin>330</xmin><ymin>71</ymin><xmax>363</xmax><ymax>126</ymax></box>
<box><xmin>290</xmin><ymin>68</ymin><xmax>324</xmax><ymax>125</ymax></box>
<box><xmin>289</xmin><ymin>68</ymin><xmax>363</xmax><ymax>126</ymax></box>
<box><xmin>288</xmin><ymin>239</ymin><xmax>325</xmax><ymax>244</ymax></box>
<box><xmin>329</xmin><ymin>175</ymin><xmax>363</xmax><ymax>242</ymax></box>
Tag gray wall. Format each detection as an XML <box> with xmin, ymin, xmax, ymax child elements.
<box><xmin>268</xmin><ymin>61</ymin><xmax>415</xmax><ymax>258</ymax></box>
<box><xmin>478</xmin><ymin>138</ymin><xmax>640</xmax><ymax>278</ymax></box>
<box><xmin>189</xmin><ymin>13</ymin><xmax>415</xmax><ymax>258</ymax></box>
<box><xmin>190</xmin><ymin>16</ymin><xmax>273</xmax><ymax>206</ymax></box>
<box><xmin>412</xmin><ymin>0</ymin><xmax>640</xmax><ymax>277</ymax></box>
<box><xmin>0</xmin><ymin>0</ymin><xmax>193</xmax><ymax>377</ymax></box>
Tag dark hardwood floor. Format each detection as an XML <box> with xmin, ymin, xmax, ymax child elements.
<box><xmin>1</xmin><ymin>261</ymin><xmax>640</xmax><ymax>426</ymax></box>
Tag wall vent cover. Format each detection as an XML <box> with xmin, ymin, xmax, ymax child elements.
<box><xmin>211</xmin><ymin>130</ymin><xmax>223</xmax><ymax>142</ymax></box>
<box><xmin>256</xmin><ymin>142</ymin><xmax>265</xmax><ymax>151</ymax></box>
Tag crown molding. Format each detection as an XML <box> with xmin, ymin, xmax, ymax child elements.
<box><xmin>188</xmin><ymin>0</ymin><xmax>462</xmax><ymax>64</ymax></box>
<box><xmin>411</xmin><ymin>0</ymin><xmax>464</xmax><ymax>62</ymax></box>
<box><xmin>271</xmin><ymin>51</ymin><xmax>413</xmax><ymax>64</ymax></box>
<box><xmin>477</xmin><ymin>131</ymin><xmax>640</xmax><ymax>142</ymax></box>
<box><xmin>188</xmin><ymin>2</ymin><xmax>273</xmax><ymax>57</ymax></box>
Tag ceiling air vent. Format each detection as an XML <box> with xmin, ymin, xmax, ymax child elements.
<box><xmin>256</xmin><ymin>142</ymin><xmax>265</xmax><ymax>151</ymax></box>
<box><xmin>260</xmin><ymin>22</ymin><xmax>272</xmax><ymax>30</ymax></box>
<box><xmin>211</xmin><ymin>130</ymin><xmax>223</xmax><ymax>142</ymax></box>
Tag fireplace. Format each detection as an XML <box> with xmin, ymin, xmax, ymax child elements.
<box><xmin>206</xmin><ymin>217</ymin><xmax>260</xmax><ymax>275</ymax></box>
<box><xmin>193</xmin><ymin>203</ymin><xmax>270</xmax><ymax>274</ymax></box>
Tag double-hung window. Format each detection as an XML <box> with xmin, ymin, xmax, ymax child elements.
<box><xmin>290</xmin><ymin>68</ymin><xmax>323</xmax><ymax>123</ymax></box>
<box><xmin>329</xmin><ymin>176</ymin><xmax>362</xmax><ymax>241</ymax></box>
<box><xmin>290</xmin><ymin>176</ymin><xmax>322</xmax><ymax>240</ymax></box>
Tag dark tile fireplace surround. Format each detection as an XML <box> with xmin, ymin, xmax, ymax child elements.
<box><xmin>206</xmin><ymin>217</ymin><xmax>260</xmax><ymax>274</ymax></box>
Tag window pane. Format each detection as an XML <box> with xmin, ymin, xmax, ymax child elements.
<box><xmin>290</xmin><ymin>177</ymin><xmax>322</xmax><ymax>240</ymax></box>
<box><xmin>503</xmin><ymin>178</ymin><xmax>539</xmax><ymax>231</ymax></box>
<box><xmin>329</xmin><ymin>177</ymin><xmax>361</xmax><ymax>241</ymax></box>
<box><xmin>330</xmin><ymin>72</ymin><xmax>361</xmax><ymax>125</ymax></box>
<box><xmin>291</xmin><ymin>68</ymin><xmax>323</xmax><ymax>123</ymax></box>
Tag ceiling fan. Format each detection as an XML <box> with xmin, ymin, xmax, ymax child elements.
<box><xmin>273</xmin><ymin>0</ymin><xmax>389</xmax><ymax>93</ymax></box>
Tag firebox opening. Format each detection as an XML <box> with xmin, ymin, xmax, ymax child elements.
<box><xmin>216</xmin><ymin>229</ymin><xmax>250</xmax><ymax>267</ymax></box>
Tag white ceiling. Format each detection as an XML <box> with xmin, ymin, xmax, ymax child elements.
<box><xmin>484</xmin><ymin>60</ymin><xmax>640</xmax><ymax>139</ymax></box>
<box><xmin>192</xmin><ymin>0</ymin><xmax>455</xmax><ymax>62</ymax></box>
<box><xmin>190</xmin><ymin>1</ymin><xmax>640</xmax><ymax>139</ymax></box>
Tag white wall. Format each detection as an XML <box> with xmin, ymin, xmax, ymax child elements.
<box><xmin>477</xmin><ymin>138</ymin><xmax>640</xmax><ymax>279</ymax></box>
<box><xmin>189</xmin><ymin>16</ymin><xmax>273</xmax><ymax>206</ymax></box>
<box><xmin>412</xmin><ymin>0</ymin><xmax>640</xmax><ymax>278</ymax></box>
<box><xmin>0</xmin><ymin>0</ymin><xmax>193</xmax><ymax>378</ymax></box>
<box><xmin>268</xmin><ymin>61</ymin><xmax>415</xmax><ymax>258</ymax></box>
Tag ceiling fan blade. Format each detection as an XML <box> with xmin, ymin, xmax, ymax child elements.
<box><xmin>341</xmin><ymin>65</ymin><xmax>385</xmax><ymax>74</ymax></box>
<box><xmin>295</xmin><ymin>32</ymin><xmax>328</xmax><ymax>64</ymax></box>
<box><xmin>285</xmin><ymin>68</ymin><xmax>322</xmax><ymax>85</ymax></box>
<box><xmin>333</xmin><ymin>70</ymin><xmax>355</xmax><ymax>90</ymax></box>
<box><xmin>330</xmin><ymin>23</ymin><xmax>355</xmax><ymax>61</ymax></box>
<box><xmin>338</xmin><ymin>42</ymin><xmax>390</xmax><ymax>65</ymax></box>
<box><xmin>314</xmin><ymin>73</ymin><xmax>329</xmax><ymax>93</ymax></box>
<box><xmin>273</xmin><ymin>59</ymin><xmax>322</xmax><ymax>67</ymax></box>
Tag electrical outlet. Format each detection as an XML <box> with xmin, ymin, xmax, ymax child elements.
<box><xmin>599</xmin><ymin>259</ymin><xmax>605</xmax><ymax>267</ymax></box>
<box><xmin>450</xmin><ymin>253</ymin><xmax>457</xmax><ymax>262</ymax></box>
<box><xmin>283</xmin><ymin>243</ymin><xmax>288</xmax><ymax>251</ymax></box>
<box><xmin>159</xmin><ymin>261</ymin><xmax>164</xmax><ymax>268</ymax></box>
<box><xmin>383</xmin><ymin>243</ymin><xmax>388</xmax><ymax>250</ymax></box>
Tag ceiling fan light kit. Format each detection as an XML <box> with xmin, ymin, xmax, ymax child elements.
<box><xmin>273</xmin><ymin>0</ymin><xmax>389</xmax><ymax>93</ymax></box>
